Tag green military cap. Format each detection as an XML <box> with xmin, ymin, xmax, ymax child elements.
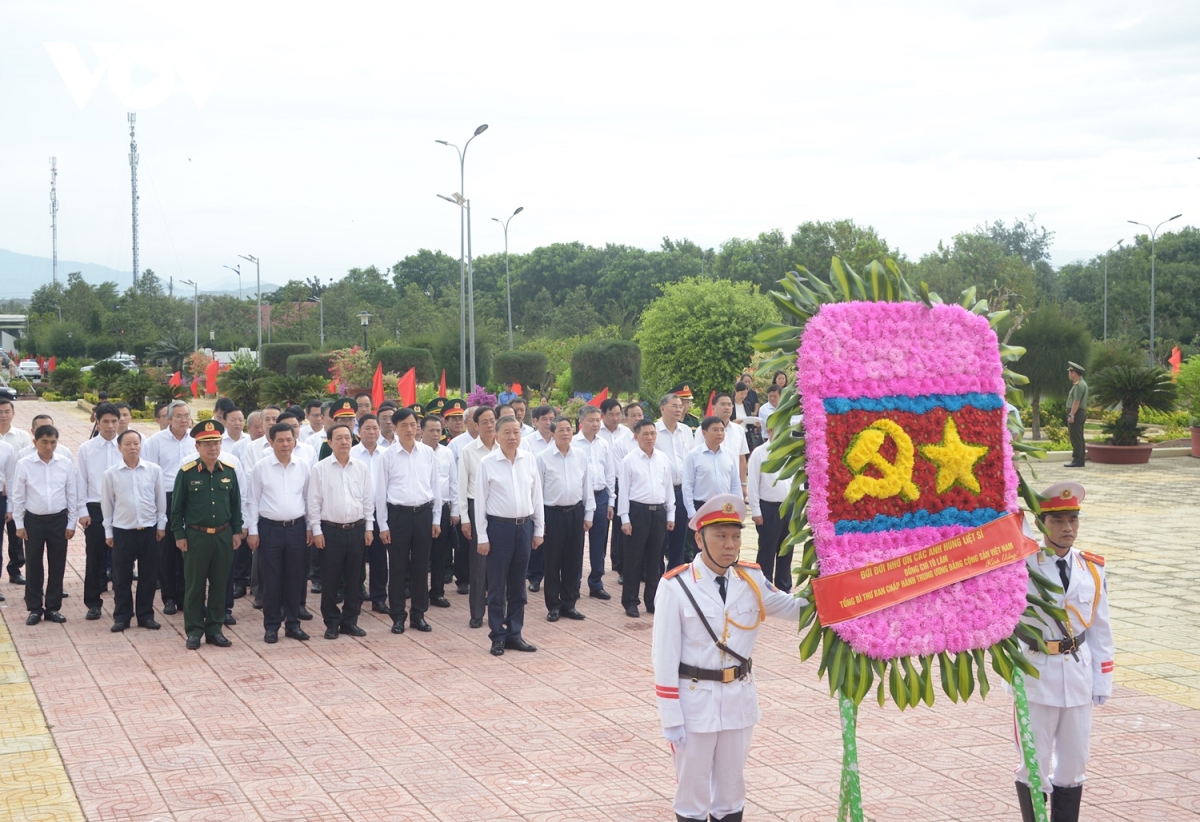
<box><xmin>1067</xmin><ymin>362</ymin><xmax>1086</xmax><ymax>375</ymax></box>
<box><xmin>670</xmin><ymin>382</ymin><xmax>695</xmax><ymax>401</ymax></box>
<box><xmin>191</xmin><ymin>419</ymin><xmax>224</xmax><ymax>442</ymax></box>
<box><xmin>331</xmin><ymin>398</ymin><xmax>356</xmax><ymax>419</ymax></box>
<box><xmin>442</xmin><ymin>398</ymin><xmax>466</xmax><ymax>418</ymax></box>
<box><xmin>426</xmin><ymin>397</ymin><xmax>446</xmax><ymax>415</ymax></box>
<box><xmin>408</xmin><ymin>403</ymin><xmax>426</xmax><ymax>418</ymax></box>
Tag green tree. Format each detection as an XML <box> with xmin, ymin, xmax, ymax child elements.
<box><xmin>1008</xmin><ymin>306</ymin><xmax>1092</xmax><ymax>439</ymax></box>
<box><xmin>789</xmin><ymin>220</ymin><xmax>904</xmax><ymax>278</ymax></box>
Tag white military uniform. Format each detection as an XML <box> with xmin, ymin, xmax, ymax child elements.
<box><xmin>652</xmin><ymin>495</ymin><xmax>802</xmax><ymax>822</ymax></box>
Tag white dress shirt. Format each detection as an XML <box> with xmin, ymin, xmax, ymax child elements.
<box><xmin>746</xmin><ymin>441</ymin><xmax>792</xmax><ymax>517</ymax></box>
<box><xmin>448</xmin><ymin>430</ymin><xmax>475</xmax><ymax>461</ymax></box>
<box><xmin>475</xmin><ymin>448</ymin><xmax>545</xmax><ymax>544</ymax></box>
<box><xmin>306</xmin><ymin>455</ymin><xmax>374</xmax><ymax>534</ymax></box>
<box><xmin>76</xmin><ymin>433</ymin><xmax>122</xmax><ymax>505</ymax></box>
<box><xmin>100</xmin><ymin>459</ymin><xmax>167</xmax><ymax>537</ymax></box>
<box><xmin>19</xmin><ymin>443</ymin><xmax>73</xmax><ymax>462</ymax></box>
<box><xmin>0</xmin><ymin>440</ymin><xmax>15</xmax><ymax>497</ymax></box>
<box><xmin>245</xmin><ymin>455</ymin><xmax>311</xmax><ymax>534</ymax></box>
<box><xmin>537</xmin><ymin>444</ymin><xmax>595</xmax><ymax>523</ymax></box>
<box><xmin>573</xmin><ymin>432</ymin><xmax>616</xmax><ymax>498</ymax></box>
<box><xmin>431</xmin><ymin>444</ymin><xmax>460</xmax><ymax>518</ymax></box>
<box><xmin>525</xmin><ymin>432</ymin><xmax>555</xmax><ymax>456</ymax></box>
<box><xmin>0</xmin><ymin>427</ymin><xmax>31</xmax><ymax>457</ymax></box>
<box><xmin>720</xmin><ymin>418</ymin><xmax>750</xmax><ymax>461</ymax></box>
<box><xmin>299</xmin><ymin>424</ymin><xmax>325</xmax><ymax>444</ymax></box>
<box><xmin>597</xmin><ymin>423</ymin><xmax>632</xmax><ymax>451</ymax></box>
<box><xmin>12</xmin><ymin>450</ymin><xmax>80</xmax><ymax>530</ymax></box>
<box><xmin>682</xmin><ymin>444</ymin><xmax>740</xmax><ymax>518</ymax></box>
<box><xmin>654</xmin><ymin>420</ymin><xmax>694</xmax><ymax>486</ymax></box>
<box><xmin>375</xmin><ymin>441</ymin><xmax>441</xmax><ymax>531</ymax></box>
<box><xmin>758</xmin><ymin>401</ymin><xmax>776</xmax><ymax>424</ymax></box>
<box><xmin>143</xmin><ymin>428</ymin><xmax>195</xmax><ymax>490</ymax></box>
<box><xmin>617</xmin><ymin>447</ymin><xmax>675</xmax><ymax>526</ymax></box>
<box><xmin>457</xmin><ymin>437</ymin><xmax>499</xmax><ymax>524</ymax></box>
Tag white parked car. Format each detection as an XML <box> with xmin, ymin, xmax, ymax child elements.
<box><xmin>17</xmin><ymin>360</ymin><xmax>42</xmax><ymax>379</ymax></box>
<box><xmin>81</xmin><ymin>354</ymin><xmax>138</xmax><ymax>373</ymax></box>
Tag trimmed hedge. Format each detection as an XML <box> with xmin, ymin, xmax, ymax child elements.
<box><xmin>286</xmin><ymin>353</ymin><xmax>334</xmax><ymax>378</ymax></box>
<box><xmin>570</xmin><ymin>340</ymin><xmax>641</xmax><ymax>393</ymax></box>
<box><xmin>372</xmin><ymin>346</ymin><xmax>436</xmax><ymax>383</ymax></box>
<box><xmin>261</xmin><ymin>343</ymin><xmax>312</xmax><ymax>375</ymax></box>
<box><xmin>493</xmin><ymin>350</ymin><xmax>547</xmax><ymax>390</ymax></box>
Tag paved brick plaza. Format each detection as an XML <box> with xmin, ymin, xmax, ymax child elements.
<box><xmin>1</xmin><ymin>399</ymin><xmax>1198</xmax><ymax>820</ymax></box>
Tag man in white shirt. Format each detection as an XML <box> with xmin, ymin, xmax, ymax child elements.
<box><xmin>619</xmin><ymin>418</ymin><xmax>675</xmax><ymax>618</ymax></box>
<box><xmin>351</xmin><ymin>410</ymin><xmax>389</xmax><ymax>613</ymax></box>
<box><xmin>220</xmin><ymin>406</ymin><xmax>253</xmax><ymax>599</ymax></box>
<box><xmin>114</xmin><ymin>402</ymin><xmax>133</xmax><ymax>435</ymax></box>
<box><xmin>459</xmin><ymin>406</ymin><xmax>499</xmax><ymax>628</ymax></box>
<box><xmin>275</xmin><ymin>411</ymin><xmax>318</xmax><ymax>467</ymax></box>
<box><xmin>143</xmin><ymin>400</ymin><xmax>193</xmax><ymax>615</ymax></box>
<box><xmin>299</xmin><ymin>399</ymin><xmax>324</xmax><ymax>444</ymax></box>
<box><xmin>476</xmin><ymin>416</ymin><xmax>544</xmax><ymax>656</ymax></box>
<box><xmin>377</xmin><ymin>405</ymin><xmax>398</xmax><ymax>450</ymax></box>
<box><xmin>682</xmin><ymin>417</ymin><xmax>741</xmax><ymax>546</ymax></box>
<box><xmin>0</xmin><ymin>396</ymin><xmax>28</xmax><ymax>587</ymax></box>
<box><xmin>747</xmin><ymin>427</ymin><xmax>794</xmax><ymax>591</ymax></box>
<box><xmin>510</xmin><ymin>398</ymin><xmax>537</xmax><ymax>440</ymax></box>
<box><xmin>0</xmin><ymin>437</ymin><xmax>13</xmax><ymax>603</ymax></box>
<box><xmin>243</xmin><ymin>410</ymin><xmax>264</xmax><ymax>446</ymax></box>
<box><xmin>655</xmin><ymin>393</ymin><xmax>693</xmax><ymax>569</ymax></box>
<box><xmin>238</xmin><ymin>406</ymin><xmax>282</xmax><ymax>471</ymax></box>
<box><xmin>597</xmin><ymin>398</ymin><xmax>630</xmax><ymax>449</ymax></box>
<box><xmin>758</xmin><ymin>385</ymin><xmax>781</xmax><ymax>426</ymax></box>
<box><xmin>575</xmin><ymin>406</ymin><xmax>616</xmax><ymax>600</ymax></box>
<box><xmin>76</xmin><ymin>402</ymin><xmax>123</xmax><ymax>620</ymax></box>
<box><xmin>525</xmin><ymin>405</ymin><xmax>556</xmax><ymax>456</ymax></box>
<box><xmin>307</xmin><ymin>422</ymin><xmax>373</xmax><ymax>640</ymax></box>
<box><xmin>538</xmin><ymin>416</ymin><xmax>594</xmax><ymax>622</ymax></box>
<box><xmin>101</xmin><ymin>429</ymin><xmax>166</xmax><ymax>631</ymax></box>
<box><xmin>247</xmin><ymin>420</ymin><xmax>312</xmax><ymax>643</ymax></box>
<box><xmin>448</xmin><ymin>405</ymin><xmax>476</xmax><ymax>462</ymax></box>
<box><xmin>13</xmin><ymin>424</ymin><xmax>78</xmax><ymax>624</ymax></box>
<box><xmin>437</xmin><ymin>399</ymin><xmax>470</xmax><ymax>593</ymax></box>
<box><xmin>609</xmin><ymin>401</ymin><xmax>644</xmax><ymax>585</ymax></box>
<box><xmin>712</xmin><ymin>393</ymin><xmax>750</xmax><ymax>488</ymax></box>
<box><xmin>376</xmin><ymin>407</ymin><xmax>441</xmax><ymax>635</ymax></box>
<box><xmin>223</xmin><ymin>407</ymin><xmax>247</xmax><ymax>450</ymax></box>
<box><xmin>422</xmin><ymin>414</ymin><xmax>458</xmax><ymax>609</ymax></box>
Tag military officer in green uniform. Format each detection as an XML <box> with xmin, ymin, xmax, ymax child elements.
<box><xmin>672</xmin><ymin>382</ymin><xmax>701</xmax><ymax>431</ymax></box>
<box><xmin>172</xmin><ymin>420</ymin><xmax>243</xmax><ymax>650</ymax></box>
<box><xmin>1065</xmin><ymin>362</ymin><xmax>1089</xmax><ymax>468</ymax></box>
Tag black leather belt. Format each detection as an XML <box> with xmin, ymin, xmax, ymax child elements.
<box><xmin>630</xmin><ymin>501</ymin><xmax>664</xmax><ymax>512</ymax></box>
<box><xmin>679</xmin><ymin>660</ymin><xmax>753</xmax><ymax>683</ymax></box>
<box><xmin>114</xmin><ymin>526</ymin><xmax>153</xmax><ymax>532</ymax></box>
<box><xmin>321</xmin><ymin>519</ymin><xmax>365</xmax><ymax>530</ymax></box>
<box><xmin>260</xmin><ymin>517</ymin><xmax>300</xmax><ymax>528</ymax></box>
<box><xmin>25</xmin><ymin>511</ymin><xmax>66</xmax><ymax>522</ymax></box>
<box><xmin>1024</xmin><ymin>630</ymin><xmax>1087</xmax><ymax>656</ymax></box>
<box><xmin>190</xmin><ymin>524</ymin><xmax>230</xmax><ymax>534</ymax></box>
<box><xmin>388</xmin><ymin>502</ymin><xmax>432</xmax><ymax>513</ymax></box>
<box><xmin>546</xmin><ymin>502</ymin><xmax>583</xmax><ymax>512</ymax></box>
<box><xmin>489</xmin><ymin>515</ymin><xmax>531</xmax><ymax>525</ymax></box>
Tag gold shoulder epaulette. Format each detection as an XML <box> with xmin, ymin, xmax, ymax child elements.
<box><xmin>1080</xmin><ymin>550</ymin><xmax>1105</xmax><ymax>567</ymax></box>
<box><xmin>737</xmin><ymin>560</ymin><xmax>761</xmax><ymax>569</ymax></box>
<box><xmin>181</xmin><ymin>460</ymin><xmax>198</xmax><ymax>472</ymax></box>
<box><xmin>663</xmin><ymin>564</ymin><xmax>690</xmax><ymax>579</ymax></box>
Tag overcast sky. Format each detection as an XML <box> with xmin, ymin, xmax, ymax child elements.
<box><xmin>1</xmin><ymin>1</ymin><xmax>1197</xmax><ymax>296</ymax></box>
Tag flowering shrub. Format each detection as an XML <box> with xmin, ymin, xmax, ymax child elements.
<box><xmin>184</xmin><ymin>350</ymin><xmax>213</xmax><ymax>379</ymax></box>
<box><xmin>327</xmin><ymin>347</ymin><xmax>372</xmax><ymax>395</ymax></box>
<box><xmin>467</xmin><ymin>385</ymin><xmax>497</xmax><ymax>407</ymax></box>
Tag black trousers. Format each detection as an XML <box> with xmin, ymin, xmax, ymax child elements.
<box><xmin>485</xmin><ymin>517</ymin><xmax>532</xmax><ymax>642</ymax></box>
<box><xmin>233</xmin><ymin>542</ymin><xmax>253</xmax><ymax>587</ymax></box>
<box><xmin>112</xmin><ymin>527</ymin><xmax>160</xmax><ymax>625</ymax></box>
<box><xmin>386</xmin><ymin>503</ymin><xmax>433</xmax><ymax>622</ymax></box>
<box><xmin>258</xmin><ymin>518</ymin><xmax>307</xmax><ymax>632</ymax></box>
<box><xmin>663</xmin><ymin>485</ymin><xmax>687</xmax><ymax>568</ymax></box>
<box><xmin>467</xmin><ymin>499</ymin><xmax>488</xmax><ymax>621</ymax></box>
<box><xmin>24</xmin><ymin>511</ymin><xmax>68</xmax><ymax>614</ymax></box>
<box><xmin>429</xmin><ymin>504</ymin><xmax>453</xmax><ymax>599</ymax></box>
<box><xmin>159</xmin><ymin>492</ymin><xmax>185</xmax><ymax>605</ymax></box>
<box><xmin>367</xmin><ymin>520</ymin><xmax>387</xmax><ymax>606</ymax></box>
<box><xmin>622</xmin><ymin>503</ymin><xmax>667</xmax><ymax>609</ymax></box>
<box><xmin>0</xmin><ymin>494</ymin><xmax>26</xmax><ymax>577</ymax></box>
<box><xmin>543</xmin><ymin>503</ymin><xmax>585</xmax><ymax>611</ymax></box>
<box><xmin>586</xmin><ymin>489</ymin><xmax>610</xmax><ymax>592</ymax></box>
<box><xmin>610</xmin><ymin>481</ymin><xmax>623</xmax><ymax>575</ymax></box>
<box><xmin>453</xmin><ymin>520</ymin><xmax>470</xmax><ymax>585</ymax></box>
<box><xmin>83</xmin><ymin>502</ymin><xmax>108</xmax><ymax>610</ymax></box>
<box><xmin>1068</xmin><ymin>414</ymin><xmax>1086</xmax><ymax>464</ymax></box>
<box><xmin>754</xmin><ymin>500</ymin><xmax>793</xmax><ymax>591</ymax></box>
<box><xmin>320</xmin><ymin>523</ymin><xmax>366</xmax><ymax>629</ymax></box>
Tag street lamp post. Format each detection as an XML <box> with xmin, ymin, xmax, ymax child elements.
<box><xmin>359</xmin><ymin>310</ymin><xmax>370</xmax><ymax>351</ymax></box>
<box><xmin>1127</xmin><ymin>214</ymin><xmax>1182</xmax><ymax>363</ymax></box>
<box><xmin>181</xmin><ymin>278</ymin><xmax>199</xmax><ymax>352</ymax></box>
<box><xmin>438</xmin><ymin>193</ymin><xmax>478</xmax><ymax>387</ymax></box>
<box><xmin>492</xmin><ymin>207</ymin><xmax>524</xmax><ymax>349</ymax></box>
<box><xmin>435</xmin><ymin>123</ymin><xmax>488</xmax><ymax>393</ymax></box>
<box><xmin>1102</xmin><ymin>240</ymin><xmax>1122</xmax><ymax>342</ymax></box>
<box><xmin>222</xmin><ymin>264</ymin><xmax>241</xmax><ymax>301</ymax></box>
<box><xmin>238</xmin><ymin>254</ymin><xmax>261</xmax><ymax>361</ymax></box>
<box><xmin>309</xmin><ymin>294</ymin><xmax>324</xmax><ymax>347</ymax></box>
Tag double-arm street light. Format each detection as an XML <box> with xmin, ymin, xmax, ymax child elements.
<box><xmin>492</xmin><ymin>207</ymin><xmax>523</xmax><ymax>349</ymax></box>
<box><xmin>222</xmin><ymin>264</ymin><xmax>241</xmax><ymax>301</ymax></box>
<box><xmin>1127</xmin><ymin>214</ymin><xmax>1182</xmax><ymax>363</ymax></box>
<box><xmin>1102</xmin><ymin>240</ymin><xmax>1122</xmax><ymax>342</ymax></box>
<box><xmin>436</xmin><ymin>123</ymin><xmax>488</xmax><ymax>393</ymax></box>
<box><xmin>438</xmin><ymin>193</ymin><xmax>478</xmax><ymax>388</ymax></box>
<box><xmin>181</xmin><ymin>278</ymin><xmax>199</xmax><ymax>352</ymax></box>
<box><xmin>238</xmin><ymin>254</ymin><xmax>262</xmax><ymax>361</ymax></box>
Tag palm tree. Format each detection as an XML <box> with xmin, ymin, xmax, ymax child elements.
<box><xmin>146</xmin><ymin>332</ymin><xmax>191</xmax><ymax>372</ymax></box>
<box><xmin>218</xmin><ymin>359</ymin><xmax>270</xmax><ymax>412</ymax></box>
<box><xmin>1090</xmin><ymin>365</ymin><xmax>1177</xmax><ymax>445</ymax></box>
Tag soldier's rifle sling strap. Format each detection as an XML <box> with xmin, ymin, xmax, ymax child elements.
<box><xmin>674</xmin><ymin>574</ymin><xmax>750</xmax><ymax>666</ymax></box>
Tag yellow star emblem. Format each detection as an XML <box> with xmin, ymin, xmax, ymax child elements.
<box><xmin>918</xmin><ymin>416</ymin><xmax>989</xmax><ymax>494</ymax></box>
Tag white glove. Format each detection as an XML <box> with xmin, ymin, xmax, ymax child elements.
<box><xmin>1092</xmin><ymin>695</ymin><xmax>1108</xmax><ymax>707</ymax></box>
<box><xmin>662</xmin><ymin>725</ymin><xmax>686</xmax><ymax>746</ymax></box>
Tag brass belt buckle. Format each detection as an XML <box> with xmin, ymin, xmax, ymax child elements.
<box><xmin>721</xmin><ymin>667</ymin><xmax>735</xmax><ymax>684</ymax></box>
<box><xmin>1046</xmin><ymin>640</ymin><xmax>1061</xmax><ymax>655</ymax></box>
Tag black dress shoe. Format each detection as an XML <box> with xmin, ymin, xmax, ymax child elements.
<box><xmin>617</xmin><ymin>574</ymin><xmax>624</xmax><ymax>585</ymax></box>
<box><xmin>284</xmin><ymin>627</ymin><xmax>310</xmax><ymax>641</ymax></box>
<box><xmin>528</xmin><ymin>580</ymin><xmax>541</xmax><ymax>592</ymax></box>
<box><xmin>646</xmin><ymin>604</ymin><xmax>655</xmax><ymax>614</ymax></box>
<box><xmin>140</xmin><ymin>619</ymin><xmax>161</xmax><ymax>630</ymax></box>
<box><xmin>10</xmin><ymin>574</ymin><xmax>25</xmax><ymax>585</ymax></box>
<box><xmin>186</xmin><ymin>634</ymin><xmax>201</xmax><ymax>650</ymax></box>
<box><xmin>490</xmin><ymin>640</ymin><xmax>505</xmax><ymax>656</ymax></box>
<box><xmin>25</xmin><ymin>612</ymin><xmax>41</xmax><ymax>626</ymax></box>
<box><xmin>391</xmin><ymin>621</ymin><xmax>406</xmax><ymax>634</ymax></box>
<box><xmin>469</xmin><ymin>617</ymin><xmax>483</xmax><ymax>629</ymax></box>
<box><xmin>45</xmin><ymin>610</ymin><xmax>66</xmax><ymax>623</ymax></box>
<box><xmin>588</xmin><ymin>588</ymin><xmax>612</xmax><ymax>600</ymax></box>
<box><xmin>547</xmin><ymin>609</ymin><xmax>560</xmax><ymax>622</ymax></box>
<box><xmin>430</xmin><ymin>596</ymin><xmax>451</xmax><ymax>608</ymax></box>
<box><xmin>61</xmin><ymin>591</ymin><xmax>69</xmax><ymax>598</ymax></box>
<box><xmin>206</xmin><ymin>633</ymin><xmax>232</xmax><ymax>647</ymax></box>
<box><xmin>0</xmin><ymin>591</ymin><xmax>4</xmax><ymax>601</ymax></box>
<box><xmin>504</xmin><ymin>637</ymin><xmax>537</xmax><ymax>653</ymax></box>
<box><xmin>456</xmin><ymin>583</ymin><xmax>469</xmax><ymax>595</ymax></box>
<box><xmin>297</xmin><ymin>607</ymin><xmax>313</xmax><ymax>621</ymax></box>
<box><xmin>561</xmin><ymin>608</ymin><xmax>586</xmax><ymax>620</ymax></box>
<box><xmin>252</xmin><ymin>599</ymin><xmax>263</xmax><ymax>610</ymax></box>
<box><xmin>625</xmin><ymin>605</ymin><xmax>640</xmax><ymax>618</ymax></box>
<box><xmin>132</xmin><ymin>570</ymin><xmax>138</xmax><ymax>580</ymax></box>
<box><xmin>310</xmin><ymin>581</ymin><xmax>322</xmax><ymax>594</ymax></box>
<box><xmin>324</xmin><ymin>626</ymin><xmax>339</xmax><ymax>640</ymax></box>
<box><xmin>340</xmin><ymin>624</ymin><xmax>366</xmax><ymax>637</ymax></box>
<box><xmin>233</xmin><ymin>585</ymin><xmax>247</xmax><ymax>599</ymax></box>
<box><xmin>1064</xmin><ymin>462</ymin><xmax>1084</xmax><ymax>469</ymax></box>
<box><xmin>86</xmin><ymin>606</ymin><xmax>102</xmax><ymax>620</ymax></box>
<box><xmin>224</xmin><ymin>614</ymin><xmax>237</xmax><ymax>626</ymax></box>
<box><xmin>264</xmin><ymin>630</ymin><xmax>279</xmax><ymax>644</ymax></box>
<box><xmin>163</xmin><ymin>600</ymin><xmax>178</xmax><ymax>615</ymax></box>
<box><xmin>410</xmin><ymin>617</ymin><xmax>432</xmax><ymax>632</ymax></box>
<box><xmin>371</xmin><ymin>601</ymin><xmax>389</xmax><ymax>613</ymax></box>
<box><xmin>111</xmin><ymin>622</ymin><xmax>129</xmax><ymax>633</ymax></box>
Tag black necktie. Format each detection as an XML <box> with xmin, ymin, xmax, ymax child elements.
<box><xmin>1056</xmin><ymin>558</ymin><xmax>1070</xmax><ymax>594</ymax></box>
<box><xmin>716</xmin><ymin>575</ymin><xmax>727</xmax><ymax>602</ymax></box>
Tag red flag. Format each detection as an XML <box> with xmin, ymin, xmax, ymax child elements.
<box><xmin>205</xmin><ymin>360</ymin><xmax>220</xmax><ymax>397</ymax></box>
<box><xmin>370</xmin><ymin>362</ymin><xmax>385</xmax><ymax>411</ymax></box>
<box><xmin>190</xmin><ymin>379</ymin><xmax>200</xmax><ymax>398</ymax></box>
<box><xmin>326</xmin><ymin>379</ymin><xmax>338</xmax><ymax>395</ymax></box>
<box><xmin>705</xmin><ymin>390</ymin><xmax>715</xmax><ymax>418</ymax></box>
<box><xmin>588</xmin><ymin>387</ymin><xmax>609</xmax><ymax>407</ymax></box>
<box><xmin>1170</xmin><ymin>346</ymin><xmax>1183</xmax><ymax>376</ymax></box>
<box><xmin>512</xmin><ymin>382</ymin><xmax>523</xmax><ymax>397</ymax></box>
<box><xmin>169</xmin><ymin>371</ymin><xmax>182</xmax><ymax>387</ymax></box>
<box><xmin>48</xmin><ymin>356</ymin><xmax>57</xmax><ymax>372</ymax></box>
<box><xmin>397</xmin><ymin>367</ymin><xmax>417</xmax><ymax>407</ymax></box>
<box><xmin>439</xmin><ymin>369</ymin><xmax>447</xmax><ymax>398</ymax></box>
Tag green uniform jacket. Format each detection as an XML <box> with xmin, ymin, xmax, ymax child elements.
<box><xmin>171</xmin><ymin>458</ymin><xmax>243</xmax><ymax>540</ymax></box>
<box><xmin>1067</xmin><ymin>378</ymin><xmax>1089</xmax><ymax>414</ymax></box>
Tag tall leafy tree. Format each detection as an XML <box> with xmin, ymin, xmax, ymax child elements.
<box><xmin>1008</xmin><ymin>305</ymin><xmax>1092</xmax><ymax>439</ymax></box>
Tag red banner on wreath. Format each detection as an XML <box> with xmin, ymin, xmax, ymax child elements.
<box><xmin>811</xmin><ymin>512</ymin><xmax>1037</xmax><ymax>626</ymax></box>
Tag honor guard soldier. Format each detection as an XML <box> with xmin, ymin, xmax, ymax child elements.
<box><xmin>652</xmin><ymin>494</ymin><xmax>803</xmax><ymax>822</ymax></box>
<box><xmin>672</xmin><ymin>382</ymin><xmax>701</xmax><ymax>431</ymax></box>
<box><xmin>1064</xmin><ymin>363</ymin><xmax>1088</xmax><ymax>469</ymax></box>
<box><xmin>172</xmin><ymin>421</ymin><xmax>243</xmax><ymax>650</ymax></box>
<box><xmin>1014</xmin><ymin>481</ymin><xmax>1113</xmax><ymax>822</ymax></box>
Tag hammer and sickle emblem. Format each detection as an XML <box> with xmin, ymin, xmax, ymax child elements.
<box><xmin>843</xmin><ymin>419</ymin><xmax>920</xmax><ymax>503</ymax></box>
